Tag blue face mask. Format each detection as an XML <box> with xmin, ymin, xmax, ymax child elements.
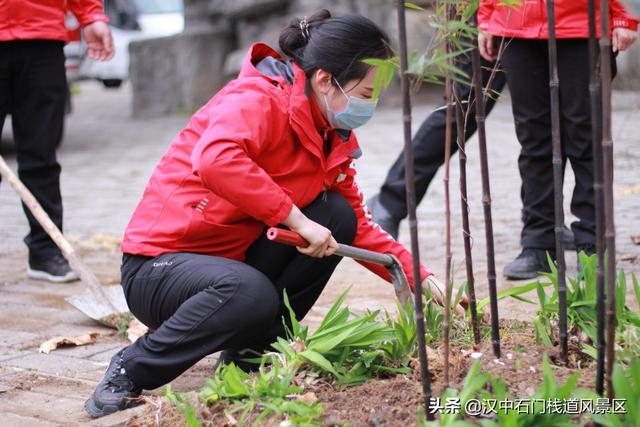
<box><xmin>324</xmin><ymin>79</ymin><xmax>378</xmax><ymax>130</ymax></box>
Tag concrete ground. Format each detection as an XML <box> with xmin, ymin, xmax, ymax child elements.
<box><xmin>0</xmin><ymin>81</ymin><xmax>638</xmax><ymax>425</ymax></box>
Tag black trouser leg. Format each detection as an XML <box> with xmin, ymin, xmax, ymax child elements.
<box><xmin>243</xmin><ymin>191</ymin><xmax>358</xmax><ymax>352</ymax></box>
<box><xmin>557</xmin><ymin>39</ymin><xmax>604</xmax><ymax>248</ymax></box>
<box><xmin>119</xmin><ymin>192</ymin><xmax>356</xmax><ymax>389</ymax></box>
<box><xmin>502</xmin><ymin>39</ymin><xmax>600</xmax><ymax>250</ymax></box>
<box><xmin>378</xmin><ymin>55</ymin><xmax>507</xmax><ymax>220</ymax></box>
<box><xmin>120</xmin><ymin>253</ymin><xmax>280</xmax><ymax>389</ymax></box>
<box><xmin>0</xmin><ymin>41</ymin><xmax>66</xmax><ymax>261</ymax></box>
<box><xmin>501</xmin><ymin>39</ymin><xmax>557</xmax><ymax>250</ymax></box>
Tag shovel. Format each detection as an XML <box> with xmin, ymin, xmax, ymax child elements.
<box><xmin>266</xmin><ymin>227</ymin><xmax>413</xmax><ymax>306</ymax></box>
<box><xmin>0</xmin><ymin>155</ymin><xmax>128</xmax><ymax>327</ymax></box>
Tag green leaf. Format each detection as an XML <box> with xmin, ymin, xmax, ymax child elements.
<box><xmin>299</xmin><ymin>350</ymin><xmax>340</xmax><ymax>378</ymax></box>
<box><xmin>404</xmin><ymin>2</ymin><xmax>425</xmax><ymax>11</ymax></box>
<box><xmin>282</xmin><ymin>290</ymin><xmax>301</xmax><ymax>339</ymax></box>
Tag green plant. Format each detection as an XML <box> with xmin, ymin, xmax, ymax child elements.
<box><xmin>478</xmin><ymin>354</ymin><xmax>583</xmax><ymax>427</ymax></box>
<box><xmin>586</xmin><ymin>358</ymin><xmax>640</xmax><ymax>427</ymax></box>
<box><xmin>531</xmin><ymin>253</ymin><xmax>640</xmax><ymax>360</ymax></box>
<box><xmin>165</xmin><ymin>385</ymin><xmax>203</xmax><ymax>427</ymax></box>
<box><xmin>416</xmin><ymin>361</ymin><xmax>490</xmax><ymax>426</ymax></box>
<box><xmin>266</xmin><ymin>288</ymin><xmax>400</xmax><ymax>385</ymax></box>
<box><xmin>197</xmin><ymin>361</ymin><xmax>323</xmax><ymax>426</ymax></box>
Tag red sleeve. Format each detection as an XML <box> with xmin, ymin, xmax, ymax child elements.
<box><xmin>610</xmin><ymin>0</ymin><xmax>639</xmax><ymax>31</ymax></box>
<box><xmin>334</xmin><ymin>160</ymin><xmax>432</xmax><ymax>289</ymax></box>
<box><xmin>477</xmin><ymin>0</ymin><xmax>495</xmax><ymax>31</ymax></box>
<box><xmin>67</xmin><ymin>0</ymin><xmax>109</xmax><ymax>27</ymax></box>
<box><xmin>191</xmin><ymin>85</ymin><xmax>293</xmax><ymax>226</ymax></box>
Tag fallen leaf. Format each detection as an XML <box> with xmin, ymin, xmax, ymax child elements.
<box><xmin>127</xmin><ymin>319</ymin><xmax>149</xmax><ymax>343</ymax></box>
<box><xmin>294</xmin><ymin>392</ymin><xmax>318</xmax><ymax>404</ymax></box>
<box><xmin>39</xmin><ymin>332</ymin><xmax>99</xmax><ymax>354</ymax></box>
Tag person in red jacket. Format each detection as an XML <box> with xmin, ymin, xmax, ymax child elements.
<box><xmin>478</xmin><ymin>0</ymin><xmax>637</xmax><ymax>279</ymax></box>
<box><xmin>85</xmin><ymin>9</ymin><xmax>461</xmax><ymax>417</ymax></box>
<box><xmin>1</xmin><ymin>1</ymin><xmax>114</xmax><ymax>281</ymax></box>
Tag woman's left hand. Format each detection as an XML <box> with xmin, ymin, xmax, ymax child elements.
<box><xmin>421</xmin><ymin>276</ymin><xmax>467</xmax><ymax>316</ymax></box>
<box><xmin>612</xmin><ymin>27</ymin><xmax>638</xmax><ymax>52</ymax></box>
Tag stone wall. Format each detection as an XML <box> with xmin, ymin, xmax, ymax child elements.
<box><xmin>129</xmin><ymin>26</ymin><xmax>233</xmax><ymax>118</ymax></box>
<box><xmin>128</xmin><ymin>0</ymin><xmax>434</xmax><ymax>116</ymax></box>
<box><xmin>128</xmin><ymin>0</ymin><xmax>639</xmax><ymax>116</ymax></box>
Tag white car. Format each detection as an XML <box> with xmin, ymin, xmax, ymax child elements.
<box><xmin>65</xmin><ymin>0</ymin><xmax>184</xmax><ymax>89</ymax></box>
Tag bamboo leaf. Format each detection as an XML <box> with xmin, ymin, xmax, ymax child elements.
<box><xmin>404</xmin><ymin>2</ymin><xmax>425</xmax><ymax>11</ymax></box>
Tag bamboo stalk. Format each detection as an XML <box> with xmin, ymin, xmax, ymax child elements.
<box><xmin>470</xmin><ymin>15</ymin><xmax>499</xmax><ymax>355</ymax></box>
<box><xmin>453</xmin><ymin>76</ymin><xmax>476</xmax><ymax>353</ymax></box>
<box><xmin>545</xmin><ymin>0</ymin><xmax>569</xmax><ymax>364</ymax></box>
<box><xmin>587</xmin><ymin>0</ymin><xmax>606</xmax><ymax>397</ymax></box>
<box><xmin>443</xmin><ymin>7</ymin><xmax>453</xmax><ymax>387</ymax></box>
<box><xmin>599</xmin><ymin>0</ymin><xmax>617</xmax><ymax>399</ymax></box>
<box><xmin>396</xmin><ymin>0</ymin><xmax>432</xmax><ymax>417</ymax></box>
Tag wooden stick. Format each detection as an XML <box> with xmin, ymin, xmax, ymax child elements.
<box><xmin>396</xmin><ymin>0</ymin><xmax>432</xmax><ymax>417</ymax></box>
<box><xmin>546</xmin><ymin>0</ymin><xmax>569</xmax><ymax>364</ymax></box>
<box><xmin>587</xmin><ymin>0</ymin><xmax>606</xmax><ymax>398</ymax></box>
<box><xmin>470</xmin><ymin>14</ymin><xmax>499</xmax><ymax>356</ymax></box>
<box><xmin>0</xmin><ymin>155</ymin><xmax>118</xmax><ymax>313</ymax></box>
<box><xmin>599</xmin><ymin>0</ymin><xmax>617</xmax><ymax>399</ymax></box>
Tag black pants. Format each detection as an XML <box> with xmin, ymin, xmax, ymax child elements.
<box><xmin>119</xmin><ymin>192</ymin><xmax>357</xmax><ymax>390</ymax></box>
<box><xmin>0</xmin><ymin>40</ymin><xmax>66</xmax><ymax>261</ymax></box>
<box><xmin>379</xmin><ymin>54</ymin><xmax>507</xmax><ymax>220</ymax></box>
<box><xmin>501</xmin><ymin>38</ymin><xmax>612</xmax><ymax>249</ymax></box>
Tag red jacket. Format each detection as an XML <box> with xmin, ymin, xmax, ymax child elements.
<box><xmin>479</xmin><ymin>0</ymin><xmax>638</xmax><ymax>39</ymax></box>
<box><xmin>121</xmin><ymin>43</ymin><xmax>431</xmax><ymax>287</ymax></box>
<box><xmin>0</xmin><ymin>0</ymin><xmax>108</xmax><ymax>42</ymax></box>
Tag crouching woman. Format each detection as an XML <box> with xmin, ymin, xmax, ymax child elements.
<box><xmin>85</xmin><ymin>9</ymin><xmax>457</xmax><ymax>418</ymax></box>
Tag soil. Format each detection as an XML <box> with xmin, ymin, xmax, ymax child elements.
<box><xmin>125</xmin><ymin>320</ymin><xmax>597</xmax><ymax>427</ymax></box>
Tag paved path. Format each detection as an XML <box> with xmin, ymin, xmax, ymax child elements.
<box><xmin>0</xmin><ymin>81</ymin><xmax>638</xmax><ymax>425</ymax></box>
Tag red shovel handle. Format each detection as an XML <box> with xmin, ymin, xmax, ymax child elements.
<box><xmin>266</xmin><ymin>227</ymin><xmax>310</xmax><ymax>248</ymax></box>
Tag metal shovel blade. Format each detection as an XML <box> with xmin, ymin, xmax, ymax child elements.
<box><xmin>65</xmin><ymin>285</ymin><xmax>129</xmax><ymax>325</ymax></box>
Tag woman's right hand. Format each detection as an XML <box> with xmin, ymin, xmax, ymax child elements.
<box><xmin>478</xmin><ymin>31</ymin><xmax>497</xmax><ymax>61</ymax></box>
<box><xmin>283</xmin><ymin>205</ymin><xmax>338</xmax><ymax>258</ymax></box>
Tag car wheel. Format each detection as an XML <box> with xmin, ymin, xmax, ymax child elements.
<box><xmin>102</xmin><ymin>79</ymin><xmax>123</xmax><ymax>89</ymax></box>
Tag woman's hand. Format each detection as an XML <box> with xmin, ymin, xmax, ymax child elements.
<box><xmin>283</xmin><ymin>205</ymin><xmax>338</xmax><ymax>257</ymax></box>
<box><xmin>83</xmin><ymin>21</ymin><xmax>115</xmax><ymax>61</ymax></box>
<box><xmin>422</xmin><ymin>276</ymin><xmax>467</xmax><ymax>316</ymax></box>
<box><xmin>612</xmin><ymin>27</ymin><xmax>638</xmax><ymax>52</ymax></box>
<box><xmin>478</xmin><ymin>31</ymin><xmax>497</xmax><ymax>62</ymax></box>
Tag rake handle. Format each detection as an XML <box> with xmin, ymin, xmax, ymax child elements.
<box><xmin>266</xmin><ymin>227</ymin><xmax>395</xmax><ymax>267</ymax></box>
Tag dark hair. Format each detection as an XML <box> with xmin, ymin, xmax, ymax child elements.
<box><xmin>279</xmin><ymin>9</ymin><xmax>392</xmax><ymax>86</ymax></box>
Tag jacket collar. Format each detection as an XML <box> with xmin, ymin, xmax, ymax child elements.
<box><xmin>239</xmin><ymin>43</ymin><xmax>362</xmax><ymax>170</ymax></box>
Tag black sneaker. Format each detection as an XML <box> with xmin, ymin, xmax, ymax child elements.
<box><xmin>367</xmin><ymin>194</ymin><xmax>400</xmax><ymax>240</ymax></box>
<box><xmin>84</xmin><ymin>349</ymin><xmax>143</xmax><ymax>418</ymax></box>
<box><xmin>27</xmin><ymin>254</ymin><xmax>78</xmax><ymax>283</ymax></box>
<box><xmin>503</xmin><ymin>248</ymin><xmax>554</xmax><ymax>280</ymax></box>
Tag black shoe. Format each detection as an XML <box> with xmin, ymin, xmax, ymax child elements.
<box><xmin>214</xmin><ymin>348</ymin><xmax>263</xmax><ymax>373</ymax></box>
<box><xmin>27</xmin><ymin>254</ymin><xmax>78</xmax><ymax>283</ymax></box>
<box><xmin>367</xmin><ymin>194</ymin><xmax>400</xmax><ymax>240</ymax></box>
<box><xmin>563</xmin><ymin>226</ymin><xmax>576</xmax><ymax>251</ymax></box>
<box><xmin>503</xmin><ymin>248</ymin><xmax>554</xmax><ymax>280</ymax></box>
<box><xmin>84</xmin><ymin>349</ymin><xmax>143</xmax><ymax>418</ymax></box>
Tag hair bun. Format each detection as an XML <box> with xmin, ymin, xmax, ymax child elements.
<box><xmin>279</xmin><ymin>9</ymin><xmax>332</xmax><ymax>59</ymax></box>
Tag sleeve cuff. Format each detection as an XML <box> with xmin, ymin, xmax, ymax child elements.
<box><xmin>265</xmin><ymin>195</ymin><xmax>293</xmax><ymax>227</ymax></box>
<box><xmin>612</xmin><ymin>18</ymin><xmax>639</xmax><ymax>31</ymax></box>
<box><xmin>79</xmin><ymin>13</ymin><xmax>109</xmax><ymax>27</ymax></box>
